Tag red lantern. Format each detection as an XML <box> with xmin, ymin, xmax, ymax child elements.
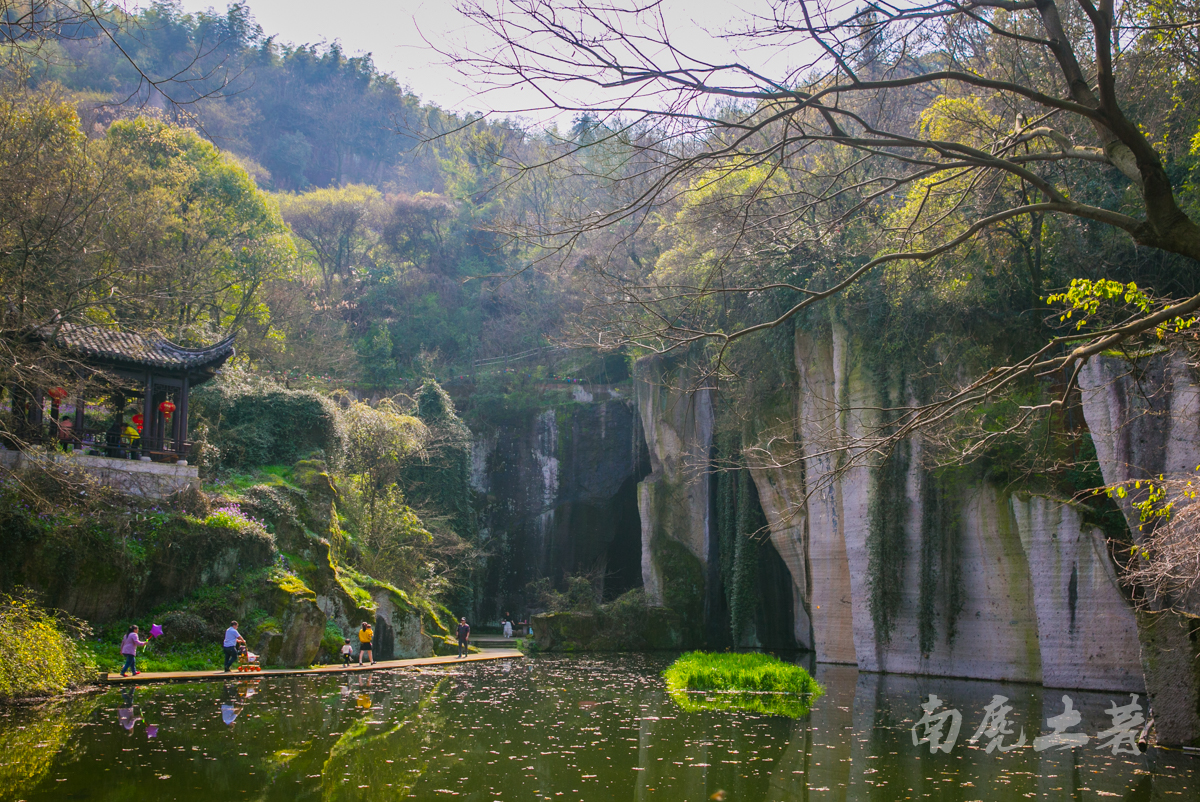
<box><xmin>158</xmin><ymin>400</ymin><xmax>176</xmax><ymax>417</ymax></box>
<box><xmin>132</xmin><ymin>413</ymin><xmax>144</xmax><ymax>432</ymax></box>
<box><xmin>47</xmin><ymin>386</ymin><xmax>68</xmax><ymax>402</ymax></box>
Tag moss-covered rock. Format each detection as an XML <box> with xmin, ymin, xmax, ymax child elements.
<box><xmin>649</xmin><ymin>534</ymin><xmax>704</xmax><ymax>646</ymax></box>
<box><xmin>0</xmin><ymin>500</ymin><xmax>276</xmax><ymax>624</ymax></box>
<box><xmin>190</xmin><ymin>378</ymin><xmax>347</xmax><ymax>472</ymax></box>
<box><xmin>531</xmin><ymin>603</ymin><xmax>683</xmax><ymax>651</ymax></box>
<box><xmin>241</xmin><ymin>572</ymin><xmax>325</xmax><ymax>666</ymax></box>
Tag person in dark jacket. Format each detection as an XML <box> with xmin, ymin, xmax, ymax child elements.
<box><xmin>456</xmin><ymin>618</ymin><xmax>471</xmax><ymax>658</ymax></box>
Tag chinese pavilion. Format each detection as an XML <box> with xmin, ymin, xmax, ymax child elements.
<box><xmin>20</xmin><ymin>324</ymin><xmax>235</xmax><ymax>461</ymax></box>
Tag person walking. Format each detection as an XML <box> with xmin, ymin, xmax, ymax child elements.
<box><xmin>222</xmin><ymin>621</ymin><xmax>244</xmax><ymax>673</ymax></box>
<box><xmin>56</xmin><ymin>413</ymin><xmax>74</xmax><ymax>452</ymax></box>
<box><xmin>358</xmin><ymin>622</ymin><xmax>374</xmax><ymax>665</ymax></box>
<box><xmin>502</xmin><ymin>616</ymin><xmax>513</xmax><ymax>639</ymax></box>
<box><xmin>119</xmin><ymin>625</ymin><xmax>147</xmax><ymax>676</ymax></box>
<box><xmin>341</xmin><ymin>638</ymin><xmax>353</xmax><ymax>666</ymax></box>
<box><xmin>456</xmin><ymin>617</ymin><xmax>471</xmax><ymax>658</ymax></box>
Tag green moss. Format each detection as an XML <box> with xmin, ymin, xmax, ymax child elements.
<box><xmin>917</xmin><ymin>467</ymin><xmax>965</xmax><ymax>654</ymax></box>
<box><xmin>336</xmin><ymin>576</ymin><xmax>375</xmax><ymax>611</ymax></box>
<box><xmin>650</xmin><ymin>532</ymin><xmax>704</xmax><ymax>646</ymax></box>
<box><xmin>867</xmin><ymin>438</ymin><xmax>910</xmax><ymax>645</ymax></box>
<box><xmin>274</xmin><ymin>572</ymin><xmax>312</xmax><ymax>597</ymax></box>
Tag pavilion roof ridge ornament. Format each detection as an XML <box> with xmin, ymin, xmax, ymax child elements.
<box><xmin>40</xmin><ymin>322</ymin><xmax>236</xmax><ymax>373</ymax></box>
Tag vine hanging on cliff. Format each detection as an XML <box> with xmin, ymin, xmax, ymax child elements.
<box><xmin>917</xmin><ymin>467</ymin><xmax>965</xmax><ymax>655</ymax></box>
<box><xmin>867</xmin><ymin>439</ymin><xmax>910</xmax><ymax>646</ymax></box>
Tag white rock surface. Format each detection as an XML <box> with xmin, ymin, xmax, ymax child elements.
<box><xmin>1010</xmin><ymin>495</ymin><xmax>1143</xmax><ymax>691</ymax></box>
<box><xmin>635</xmin><ymin>327</ymin><xmax>1149</xmax><ymax>691</ymax></box>
<box><xmin>634</xmin><ymin>358</ymin><xmax>714</xmax><ymax>604</ymax></box>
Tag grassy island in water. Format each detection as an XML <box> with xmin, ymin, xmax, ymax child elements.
<box><xmin>663</xmin><ymin>651</ymin><xmax>824</xmax><ymax>718</ymax></box>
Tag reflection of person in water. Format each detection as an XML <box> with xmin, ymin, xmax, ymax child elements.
<box><xmin>353</xmin><ymin>674</ymin><xmax>373</xmax><ymax>709</ymax></box>
<box><xmin>221</xmin><ymin>684</ymin><xmax>243</xmax><ymax>727</ymax></box>
<box><xmin>117</xmin><ymin>688</ymin><xmax>140</xmax><ymax>733</ymax></box>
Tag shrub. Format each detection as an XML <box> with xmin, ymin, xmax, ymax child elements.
<box><xmin>191</xmin><ymin>375</ymin><xmax>347</xmax><ymax>473</ymax></box>
<box><xmin>663</xmin><ymin>651</ymin><xmax>823</xmax><ymax>718</ymax></box>
<box><xmin>158</xmin><ymin>610</ymin><xmax>218</xmax><ymax>644</ymax></box>
<box><xmin>0</xmin><ymin>592</ymin><xmax>94</xmax><ymax>701</ymax></box>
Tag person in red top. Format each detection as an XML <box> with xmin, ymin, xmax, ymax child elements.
<box><xmin>456</xmin><ymin>618</ymin><xmax>470</xmax><ymax>658</ymax></box>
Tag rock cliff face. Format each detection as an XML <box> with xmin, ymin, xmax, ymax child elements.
<box><xmin>635</xmin><ymin>360</ymin><xmax>713</xmax><ymax>636</ymax></box>
<box><xmin>473</xmin><ymin>390</ymin><xmax>649</xmax><ymax>619</ymax></box>
<box><xmin>1080</xmin><ymin>353</ymin><xmax>1200</xmax><ymax>744</ymax></box>
<box><xmin>634</xmin><ymin>327</ymin><xmax>1145</xmax><ymax>693</ymax></box>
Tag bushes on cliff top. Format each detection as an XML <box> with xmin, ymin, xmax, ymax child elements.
<box><xmin>0</xmin><ymin>592</ymin><xmax>94</xmax><ymax>702</ymax></box>
<box><xmin>191</xmin><ymin>375</ymin><xmax>347</xmax><ymax>473</ymax></box>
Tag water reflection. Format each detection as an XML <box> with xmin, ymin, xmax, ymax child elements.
<box><xmin>0</xmin><ymin>655</ymin><xmax>1194</xmax><ymax>801</ymax></box>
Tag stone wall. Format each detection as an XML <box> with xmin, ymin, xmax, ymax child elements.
<box><xmin>0</xmin><ymin>449</ymin><xmax>199</xmax><ymax>498</ymax></box>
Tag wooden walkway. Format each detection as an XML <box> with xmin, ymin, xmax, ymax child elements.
<box><xmin>102</xmin><ymin>648</ymin><xmax>523</xmax><ymax>685</ymax></box>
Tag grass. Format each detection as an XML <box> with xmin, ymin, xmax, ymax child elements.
<box><xmin>663</xmin><ymin>651</ymin><xmax>823</xmax><ymax>718</ymax></box>
<box><xmin>82</xmin><ymin>640</ymin><xmax>222</xmax><ymax>673</ymax></box>
<box><xmin>203</xmin><ymin>465</ymin><xmax>297</xmax><ymax>495</ymax></box>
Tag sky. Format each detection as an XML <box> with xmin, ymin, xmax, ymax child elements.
<box><xmin>166</xmin><ymin>0</ymin><xmax>794</xmax><ymax>116</ymax></box>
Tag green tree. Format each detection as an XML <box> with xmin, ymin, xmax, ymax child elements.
<box><xmin>277</xmin><ymin>184</ymin><xmax>384</xmax><ymax>300</ymax></box>
<box><xmin>104</xmin><ymin>116</ymin><xmax>296</xmax><ymax>340</ymax></box>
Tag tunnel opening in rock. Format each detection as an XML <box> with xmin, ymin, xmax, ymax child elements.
<box><xmin>600</xmin><ymin>472</ymin><xmax>646</xmax><ymax>601</ymax></box>
<box><xmin>754</xmin><ymin>537</ymin><xmax>797</xmax><ymax>650</ymax></box>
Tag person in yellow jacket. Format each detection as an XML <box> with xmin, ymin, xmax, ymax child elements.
<box><xmin>358</xmin><ymin>622</ymin><xmax>374</xmax><ymax>665</ymax></box>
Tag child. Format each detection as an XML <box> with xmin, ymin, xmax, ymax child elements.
<box><xmin>341</xmin><ymin>638</ymin><xmax>353</xmax><ymax>666</ymax></box>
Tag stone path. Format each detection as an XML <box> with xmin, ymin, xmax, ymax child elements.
<box><xmin>102</xmin><ymin>647</ymin><xmax>523</xmax><ymax>684</ymax></box>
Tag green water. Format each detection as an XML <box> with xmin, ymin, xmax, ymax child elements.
<box><xmin>0</xmin><ymin>655</ymin><xmax>1194</xmax><ymax>800</ymax></box>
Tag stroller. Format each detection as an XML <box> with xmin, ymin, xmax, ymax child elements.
<box><xmin>235</xmin><ymin>640</ymin><xmax>262</xmax><ymax>672</ymax></box>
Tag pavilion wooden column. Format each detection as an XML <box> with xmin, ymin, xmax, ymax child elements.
<box><xmin>181</xmin><ymin>376</ymin><xmax>190</xmax><ymax>452</ymax></box>
<box><xmin>143</xmin><ymin>373</ymin><xmax>155</xmax><ymax>451</ymax></box>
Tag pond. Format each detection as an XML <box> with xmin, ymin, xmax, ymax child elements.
<box><xmin>0</xmin><ymin>654</ymin><xmax>1194</xmax><ymax>801</ymax></box>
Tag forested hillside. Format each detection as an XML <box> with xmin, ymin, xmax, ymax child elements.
<box><xmin>8</xmin><ymin>1</ymin><xmax>592</xmax><ymax>391</ymax></box>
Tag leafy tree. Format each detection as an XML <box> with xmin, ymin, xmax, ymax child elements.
<box><xmin>342</xmin><ymin>398</ymin><xmax>427</xmax><ymax>525</ymax></box>
<box><xmin>277</xmin><ymin>184</ymin><xmax>384</xmax><ymax>300</ymax></box>
<box><xmin>104</xmin><ymin>116</ymin><xmax>296</xmax><ymax>339</ymax></box>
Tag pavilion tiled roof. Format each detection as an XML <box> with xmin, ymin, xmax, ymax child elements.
<box><xmin>42</xmin><ymin>324</ymin><xmax>236</xmax><ymax>372</ymax></box>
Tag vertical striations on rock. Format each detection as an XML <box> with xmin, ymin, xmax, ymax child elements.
<box><xmin>1080</xmin><ymin>352</ymin><xmax>1200</xmax><ymax>743</ymax></box>
<box><xmin>634</xmin><ymin>357</ymin><xmax>713</xmax><ymax>643</ymax></box>
<box><xmin>633</xmin><ymin>325</ymin><xmax>1150</xmax><ymax>693</ymax></box>
<box><xmin>474</xmin><ymin>392</ymin><xmax>649</xmax><ymax>620</ymax></box>
<box><xmin>1010</xmin><ymin>495</ymin><xmax>1143</xmax><ymax>691</ymax></box>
